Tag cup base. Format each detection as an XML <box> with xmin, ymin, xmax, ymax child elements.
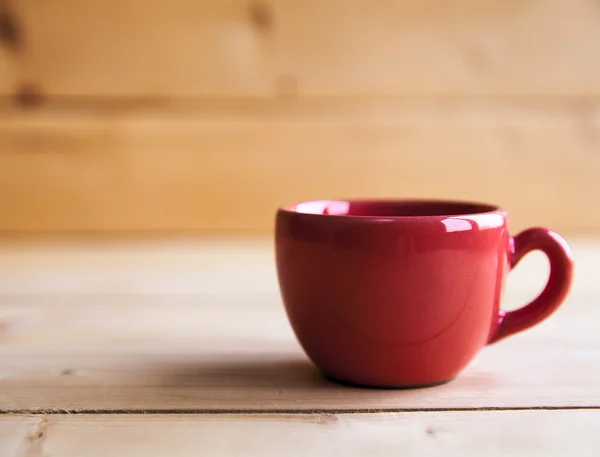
<box><xmin>322</xmin><ymin>372</ymin><xmax>455</xmax><ymax>390</ymax></box>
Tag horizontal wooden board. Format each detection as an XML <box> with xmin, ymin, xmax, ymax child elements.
<box><xmin>0</xmin><ymin>237</ymin><xmax>598</xmax><ymax>412</ymax></box>
<box><xmin>1</xmin><ymin>300</ymin><xmax>597</xmax><ymax>412</ymax></box>
<box><xmin>3</xmin><ymin>411</ymin><xmax>600</xmax><ymax>457</ymax></box>
<box><xmin>1</xmin><ymin>102</ymin><xmax>599</xmax><ymax>233</ymax></box>
<box><xmin>1</xmin><ymin>0</ymin><xmax>600</xmax><ymax>98</ymax></box>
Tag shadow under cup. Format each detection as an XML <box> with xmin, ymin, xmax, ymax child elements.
<box><xmin>275</xmin><ymin>199</ymin><xmax>574</xmax><ymax>388</ymax></box>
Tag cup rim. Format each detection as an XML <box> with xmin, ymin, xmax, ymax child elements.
<box><xmin>278</xmin><ymin>198</ymin><xmax>505</xmax><ymax>220</ymax></box>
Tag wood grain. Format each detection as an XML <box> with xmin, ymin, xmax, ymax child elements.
<box><xmin>0</xmin><ymin>238</ymin><xmax>598</xmax><ymax>455</ymax></box>
<box><xmin>0</xmin><ymin>238</ymin><xmax>598</xmax><ymax>412</ymax></box>
<box><xmin>1</xmin><ymin>411</ymin><xmax>599</xmax><ymax>457</ymax></box>
<box><xmin>0</xmin><ymin>416</ymin><xmax>39</xmax><ymax>457</ymax></box>
<box><xmin>1</xmin><ymin>102</ymin><xmax>599</xmax><ymax>233</ymax></box>
<box><xmin>1</xmin><ymin>0</ymin><xmax>600</xmax><ymax>97</ymax></box>
<box><xmin>1</xmin><ymin>301</ymin><xmax>597</xmax><ymax>412</ymax></box>
<box><xmin>2</xmin><ymin>0</ymin><xmax>600</xmax><ymax>236</ymax></box>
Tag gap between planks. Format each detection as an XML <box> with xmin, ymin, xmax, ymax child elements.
<box><xmin>2</xmin><ymin>406</ymin><xmax>600</xmax><ymax>416</ymax></box>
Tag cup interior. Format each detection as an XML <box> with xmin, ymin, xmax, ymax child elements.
<box><xmin>290</xmin><ymin>199</ymin><xmax>498</xmax><ymax>218</ymax></box>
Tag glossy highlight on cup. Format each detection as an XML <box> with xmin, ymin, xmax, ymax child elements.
<box><xmin>275</xmin><ymin>199</ymin><xmax>574</xmax><ymax>388</ymax></box>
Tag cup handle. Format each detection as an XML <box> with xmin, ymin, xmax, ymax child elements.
<box><xmin>487</xmin><ymin>228</ymin><xmax>574</xmax><ymax>344</ymax></box>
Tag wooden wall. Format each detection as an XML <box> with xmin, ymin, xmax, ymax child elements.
<box><xmin>0</xmin><ymin>0</ymin><xmax>599</xmax><ymax>234</ymax></box>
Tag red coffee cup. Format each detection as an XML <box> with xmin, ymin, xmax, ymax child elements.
<box><xmin>275</xmin><ymin>199</ymin><xmax>573</xmax><ymax>388</ymax></box>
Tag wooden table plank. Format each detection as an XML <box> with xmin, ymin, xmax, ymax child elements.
<box><xmin>2</xmin><ymin>411</ymin><xmax>600</xmax><ymax>457</ymax></box>
<box><xmin>0</xmin><ymin>296</ymin><xmax>597</xmax><ymax>412</ymax></box>
<box><xmin>0</xmin><ymin>238</ymin><xmax>598</xmax><ymax>412</ymax></box>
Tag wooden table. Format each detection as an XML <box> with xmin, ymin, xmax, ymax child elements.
<box><xmin>1</xmin><ymin>237</ymin><xmax>599</xmax><ymax>456</ymax></box>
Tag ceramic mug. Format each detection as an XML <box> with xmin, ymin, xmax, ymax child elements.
<box><xmin>275</xmin><ymin>199</ymin><xmax>574</xmax><ymax>388</ymax></box>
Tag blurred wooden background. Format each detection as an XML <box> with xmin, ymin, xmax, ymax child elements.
<box><xmin>0</xmin><ymin>0</ymin><xmax>599</xmax><ymax>234</ymax></box>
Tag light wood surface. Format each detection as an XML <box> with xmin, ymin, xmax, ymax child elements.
<box><xmin>1</xmin><ymin>102</ymin><xmax>599</xmax><ymax>233</ymax></box>
<box><xmin>2</xmin><ymin>0</ymin><xmax>599</xmax><ymax>448</ymax></box>
<box><xmin>2</xmin><ymin>411</ymin><xmax>600</xmax><ymax>457</ymax></box>
<box><xmin>0</xmin><ymin>237</ymin><xmax>598</xmax><ymax>412</ymax></box>
<box><xmin>1</xmin><ymin>0</ymin><xmax>600</xmax><ymax>97</ymax></box>
<box><xmin>1</xmin><ymin>295</ymin><xmax>598</xmax><ymax>412</ymax></box>
<box><xmin>0</xmin><ymin>236</ymin><xmax>598</xmax><ymax>454</ymax></box>
<box><xmin>1</xmin><ymin>0</ymin><xmax>600</xmax><ymax>234</ymax></box>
